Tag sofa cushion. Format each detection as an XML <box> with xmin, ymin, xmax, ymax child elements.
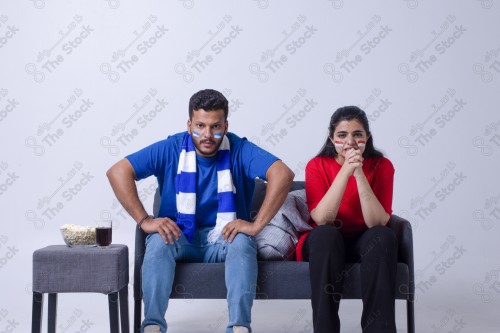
<box><xmin>255</xmin><ymin>189</ymin><xmax>312</xmax><ymax>260</ymax></box>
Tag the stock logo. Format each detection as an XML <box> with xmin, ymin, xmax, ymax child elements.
<box><xmin>25</xmin><ymin>15</ymin><xmax>94</xmax><ymax>83</ymax></box>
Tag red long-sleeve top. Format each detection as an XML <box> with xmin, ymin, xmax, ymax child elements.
<box><xmin>296</xmin><ymin>155</ymin><xmax>394</xmax><ymax>261</ymax></box>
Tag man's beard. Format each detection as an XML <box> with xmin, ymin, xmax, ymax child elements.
<box><xmin>192</xmin><ymin>135</ymin><xmax>224</xmax><ymax>157</ymax></box>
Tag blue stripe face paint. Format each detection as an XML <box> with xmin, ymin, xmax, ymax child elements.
<box><xmin>214</xmin><ymin>132</ymin><xmax>222</xmax><ymax>139</ymax></box>
<box><xmin>192</xmin><ymin>131</ymin><xmax>201</xmax><ymax>138</ymax></box>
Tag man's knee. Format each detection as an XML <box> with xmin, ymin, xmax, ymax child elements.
<box><xmin>145</xmin><ymin>233</ymin><xmax>177</xmax><ymax>262</ymax></box>
<box><xmin>227</xmin><ymin>233</ymin><xmax>257</xmax><ymax>258</ymax></box>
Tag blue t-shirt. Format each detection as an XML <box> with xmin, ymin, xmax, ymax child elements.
<box><xmin>126</xmin><ymin>132</ymin><xmax>279</xmax><ymax>231</ymax></box>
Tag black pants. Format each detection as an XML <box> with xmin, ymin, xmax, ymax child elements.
<box><xmin>302</xmin><ymin>223</ymin><xmax>398</xmax><ymax>333</ymax></box>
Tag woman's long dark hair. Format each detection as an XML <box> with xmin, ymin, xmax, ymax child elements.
<box><xmin>317</xmin><ymin>106</ymin><xmax>384</xmax><ymax>158</ymax></box>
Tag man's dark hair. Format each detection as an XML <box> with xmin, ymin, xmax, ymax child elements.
<box><xmin>188</xmin><ymin>89</ymin><xmax>228</xmax><ymax>119</ymax></box>
<box><xmin>317</xmin><ymin>105</ymin><xmax>384</xmax><ymax>158</ymax></box>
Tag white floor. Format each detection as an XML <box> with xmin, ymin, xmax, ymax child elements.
<box><xmin>162</xmin><ymin>298</ymin><xmax>498</xmax><ymax>333</ymax></box>
<box><xmin>32</xmin><ymin>292</ymin><xmax>500</xmax><ymax>332</ymax></box>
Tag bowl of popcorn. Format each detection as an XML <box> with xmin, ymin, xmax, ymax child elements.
<box><xmin>60</xmin><ymin>224</ymin><xmax>96</xmax><ymax>247</ymax></box>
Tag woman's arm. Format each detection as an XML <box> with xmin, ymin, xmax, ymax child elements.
<box><xmin>353</xmin><ymin>164</ymin><xmax>391</xmax><ymax>227</ymax></box>
<box><xmin>309</xmin><ymin>166</ymin><xmax>350</xmax><ymax>225</ymax></box>
<box><xmin>309</xmin><ymin>151</ymin><xmax>363</xmax><ymax>225</ymax></box>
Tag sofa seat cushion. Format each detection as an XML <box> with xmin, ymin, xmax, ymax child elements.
<box><xmin>169</xmin><ymin>261</ymin><xmax>410</xmax><ymax>300</ymax></box>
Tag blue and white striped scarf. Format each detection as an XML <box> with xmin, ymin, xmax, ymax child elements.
<box><xmin>175</xmin><ymin>132</ymin><xmax>236</xmax><ymax>243</ymax></box>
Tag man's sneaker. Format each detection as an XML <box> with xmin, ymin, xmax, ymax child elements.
<box><xmin>233</xmin><ymin>326</ymin><xmax>249</xmax><ymax>333</ymax></box>
<box><xmin>143</xmin><ymin>324</ymin><xmax>161</xmax><ymax>333</ymax></box>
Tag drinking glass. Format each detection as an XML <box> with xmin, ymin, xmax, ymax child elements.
<box><xmin>96</xmin><ymin>220</ymin><xmax>112</xmax><ymax>248</ymax></box>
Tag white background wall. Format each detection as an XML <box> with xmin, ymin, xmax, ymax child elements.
<box><xmin>1</xmin><ymin>1</ymin><xmax>499</xmax><ymax>332</ymax></box>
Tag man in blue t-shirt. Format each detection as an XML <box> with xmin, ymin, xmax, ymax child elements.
<box><xmin>107</xmin><ymin>89</ymin><xmax>294</xmax><ymax>333</ymax></box>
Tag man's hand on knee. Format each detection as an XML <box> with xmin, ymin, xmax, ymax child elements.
<box><xmin>142</xmin><ymin>217</ymin><xmax>181</xmax><ymax>244</ymax></box>
<box><xmin>222</xmin><ymin>219</ymin><xmax>260</xmax><ymax>243</ymax></box>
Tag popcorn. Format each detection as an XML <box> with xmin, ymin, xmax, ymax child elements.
<box><xmin>60</xmin><ymin>224</ymin><xmax>96</xmax><ymax>246</ymax></box>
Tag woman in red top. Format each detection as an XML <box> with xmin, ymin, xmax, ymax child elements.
<box><xmin>299</xmin><ymin>106</ymin><xmax>397</xmax><ymax>333</ymax></box>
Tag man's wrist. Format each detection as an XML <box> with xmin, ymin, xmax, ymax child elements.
<box><xmin>250</xmin><ymin>220</ymin><xmax>266</xmax><ymax>235</ymax></box>
<box><xmin>138</xmin><ymin>214</ymin><xmax>153</xmax><ymax>230</ymax></box>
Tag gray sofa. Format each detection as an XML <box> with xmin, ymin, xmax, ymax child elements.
<box><xmin>133</xmin><ymin>181</ymin><xmax>415</xmax><ymax>333</ymax></box>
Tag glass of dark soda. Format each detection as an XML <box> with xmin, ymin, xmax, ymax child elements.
<box><xmin>96</xmin><ymin>220</ymin><xmax>112</xmax><ymax>248</ymax></box>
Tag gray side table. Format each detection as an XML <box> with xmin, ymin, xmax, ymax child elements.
<box><xmin>32</xmin><ymin>244</ymin><xmax>129</xmax><ymax>333</ymax></box>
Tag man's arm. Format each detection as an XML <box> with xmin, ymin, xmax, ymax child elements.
<box><xmin>252</xmin><ymin>160</ymin><xmax>295</xmax><ymax>232</ymax></box>
<box><xmin>106</xmin><ymin>158</ymin><xmax>181</xmax><ymax>243</ymax></box>
<box><xmin>106</xmin><ymin>158</ymin><xmax>148</xmax><ymax>223</ymax></box>
<box><xmin>221</xmin><ymin>160</ymin><xmax>295</xmax><ymax>242</ymax></box>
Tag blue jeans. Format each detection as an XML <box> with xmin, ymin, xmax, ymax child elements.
<box><xmin>141</xmin><ymin>227</ymin><xmax>257</xmax><ymax>333</ymax></box>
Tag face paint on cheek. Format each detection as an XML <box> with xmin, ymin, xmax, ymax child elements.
<box><xmin>213</xmin><ymin>132</ymin><xmax>222</xmax><ymax>139</ymax></box>
<box><xmin>334</xmin><ymin>140</ymin><xmax>344</xmax><ymax>148</ymax></box>
<box><xmin>356</xmin><ymin>140</ymin><xmax>366</xmax><ymax>148</ymax></box>
<box><xmin>192</xmin><ymin>131</ymin><xmax>201</xmax><ymax>138</ymax></box>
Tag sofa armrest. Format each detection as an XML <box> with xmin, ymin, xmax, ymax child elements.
<box><xmin>134</xmin><ymin>227</ymin><xmax>147</xmax><ymax>300</ymax></box>
<box><xmin>388</xmin><ymin>215</ymin><xmax>413</xmax><ymax>265</ymax></box>
<box><xmin>388</xmin><ymin>214</ymin><xmax>415</xmax><ymax>297</ymax></box>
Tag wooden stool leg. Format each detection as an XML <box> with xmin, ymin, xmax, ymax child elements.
<box><xmin>109</xmin><ymin>292</ymin><xmax>119</xmax><ymax>333</ymax></box>
<box><xmin>31</xmin><ymin>292</ymin><xmax>44</xmax><ymax>333</ymax></box>
<box><xmin>48</xmin><ymin>293</ymin><xmax>57</xmax><ymax>333</ymax></box>
<box><xmin>119</xmin><ymin>287</ymin><xmax>130</xmax><ymax>333</ymax></box>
